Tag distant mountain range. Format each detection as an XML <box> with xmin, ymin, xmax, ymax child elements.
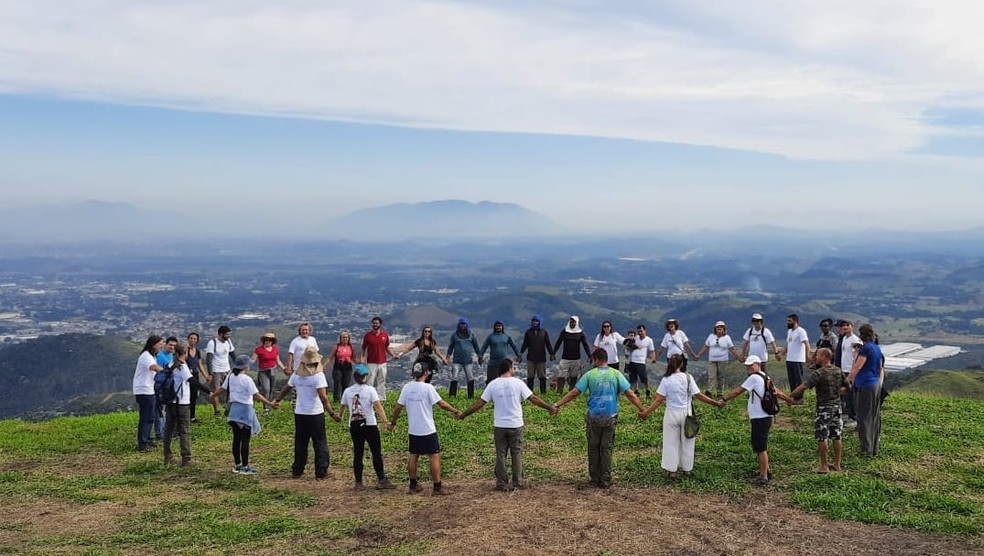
<box><xmin>6</xmin><ymin>198</ymin><xmax>984</xmax><ymax>250</ymax></box>
<box><xmin>324</xmin><ymin>200</ymin><xmax>562</xmax><ymax>240</ymax></box>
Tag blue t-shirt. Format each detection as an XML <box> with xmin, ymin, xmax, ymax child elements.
<box><xmin>855</xmin><ymin>343</ymin><xmax>883</xmax><ymax>388</ymax></box>
<box><xmin>157</xmin><ymin>352</ymin><xmax>174</xmax><ymax>368</ymax></box>
<box><xmin>575</xmin><ymin>366</ymin><xmax>631</xmax><ymax>418</ymax></box>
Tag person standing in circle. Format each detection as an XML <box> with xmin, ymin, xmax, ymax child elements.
<box><xmin>324</xmin><ymin>331</ymin><xmax>358</xmax><ymax>403</ymax></box>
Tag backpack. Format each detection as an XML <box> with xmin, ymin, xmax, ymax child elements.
<box><xmin>154</xmin><ymin>365</ymin><xmax>181</xmax><ymax>406</ymax></box>
<box><xmin>754</xmin><ymin>371</ymin><xmax>780</xmax><ymax>416</ymax></box>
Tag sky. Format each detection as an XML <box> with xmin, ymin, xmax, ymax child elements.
<box><xmin>2</xmin><ymin>0</ymin><xmax>984</xmax><ymax>233</ymax></box>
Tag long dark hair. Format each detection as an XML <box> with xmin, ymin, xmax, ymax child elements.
<box><xmin>664</xmin><ymin>354</ymin><xmax>685</xmax><ymax>376</ymax></box>
<box><xmin>599</xmin><ymin>320</ymin><xmax>614</xmax><ymax>338</ymax></box>
<box><xmin>142</xmin><ymin>335</ymin><xmax>163</xmax><ymax>356</ymax></box>
<box><xmin>415</xmin><ymin>326</ymin><xmax>436</xmax><ymax>347</ymax></box>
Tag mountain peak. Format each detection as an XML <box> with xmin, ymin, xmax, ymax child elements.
<box><xmin>326</xmin><ymin>200</ymin><xmax>560</xmax><ymax>240</ymax></box>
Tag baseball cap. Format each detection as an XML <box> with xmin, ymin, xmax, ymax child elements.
<box><xmin>751</xmin><ymin>313</ymin><xmax>763</xmax><ymax>321</ymax></box>
<box><xmin>744</xmin><ymin>355</ymin><xmax>762</xmax><ymax>366</ymax></box>
<box><xmin>233</xmin><ymin>355</ymin><xmax>252</xmax><ymax>369</ymax></box>
<box><xmin>353</xmin><ymin>363</ymin><xmax>369</xmax><ymax>376</ymax></box>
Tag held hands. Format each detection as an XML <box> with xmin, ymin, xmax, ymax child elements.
<box><xmin>716</xmin><ymin>398</ymin><xmax>727</xmax><ymax>409</ymax></box>
<box><xmin>386</xmin><ymin>422</ymin><xmax>395</xmax><ymax>432</ymax></box>
<box><xmin>638</xmin><ymin>409</ymin><xmax>649</xmax><ymax>420</ymax></box>
<box><xmin>548</xmin><ymin>404</ymin><xmax>559</xmax><ymax>417</ymax></box>
<box><xmin>331</xmin><ymin>411</ymin><xmax>342</xmax><ymax>422</ymax></box>
<box><xmin>269</xmin><ymin>401</ymin><xmax>280</xmax><ymax>410</ymax></box>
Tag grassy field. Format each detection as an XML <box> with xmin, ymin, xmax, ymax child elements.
<box><xmin>0</xmin><ymin>387</ymin><xmax>981</xmax><ymax>554</ymax></box>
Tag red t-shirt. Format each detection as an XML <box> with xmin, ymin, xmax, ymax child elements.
<box><xmin>335</xmin><ymin>344</ymin><xmax>354</xmax><ymax>363</ymax></box>
<box><xmin>362</xmin><ymin>330</ymin><xmax>390</xmax><ymax>364</ymax></box>
<box><xmin>254</xmin><ymin>345</ymin><xmax>280</xmax><ymax>370</ymax></box>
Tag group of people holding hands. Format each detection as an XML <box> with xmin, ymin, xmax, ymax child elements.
<box><xmin>132</xmin><ymin>311</ymin><xmax>885</xmax><ymax>493</ymax></box>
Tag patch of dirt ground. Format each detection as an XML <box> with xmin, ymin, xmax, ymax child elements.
<box><xmin>269</xmin><ymin>477</ymin><xmax>983</xmax><ymax>556</ymax></box>
<box><xmin>7</xmin><ymin>474</ymin><xmax>981</xmax><ymax>555</ymax></box>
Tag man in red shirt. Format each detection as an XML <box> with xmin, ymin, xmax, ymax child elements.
<box><xmin>362</xmin><ymin>316</ymin><xmax>399</xmax><ymax>398</ymax></box>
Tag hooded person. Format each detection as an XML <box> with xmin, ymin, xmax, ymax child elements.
<box><xmin>553</xmin><ymin>315</ymin><xmax>592</xmax><ymax>393</ymax></box>
<box><xmin>520</xmin><ymin>314</ymin><xmax>555</xmax><ymax>394</ymax></box>
<box><xmin>275</xmin><ymin>345</ymin><xmax>340</xmax><ymax>479</ymax></box>
<box><xmin>479</xmin><ymin>320</ymin><xmax>521</xmax><ymax>388</ymax></box>
<box><xmin>445</xmin><ymin>317</ymin><xmax>481</xmax><ymax>398</ymax></box>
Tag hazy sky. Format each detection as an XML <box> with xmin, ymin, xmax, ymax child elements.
<box><xmin>2</xmin><ymin>1</ymin><xmax>983</xmax><ymax>232</ymax></box>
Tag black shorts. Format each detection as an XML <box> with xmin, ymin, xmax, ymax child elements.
<box><xmin>627</xmin><ymin>362</ymin><xmax>648</xmax><ymax>385</ymax></box>
<box><xmin>750</xmin><ymin>417</ymin><xmax>773</xmax><ymax>453</ymax></box>
<box><xmin>408</xmin><ymin>433</ymin><xmax>441</xmax><ymax>455</ymax></box>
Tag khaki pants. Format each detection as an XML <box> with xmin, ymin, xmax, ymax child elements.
<box><xmin>493</xmin><ymin>426</ymin><xmax>525</xmax><ymax>488</ymax></box>
<box><xmin>586</xmin><ymin>416</ymin><xmax>617</xmax><ymax>486</ymax></box>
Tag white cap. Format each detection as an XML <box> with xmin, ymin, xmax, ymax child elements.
<box><xmin>744</xmin><ymin>355</ymin><xmax>762</xmax><ymax>366</ymax></box>
<box><xmin>751</xmin><ymin>313</ymin><xmax>763</xmax><ymax>321</ymax></box>
<box><xmin>715</xmin><ymin>321</ymin><xmax>726</xmax><ymax>328</ymax></box>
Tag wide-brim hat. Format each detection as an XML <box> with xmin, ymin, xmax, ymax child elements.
<box><xmin>296</xmin><ymin>346</ymin><xmax>324</xmax><ymax>376</ymax></box>
<box><xmin>261</xmin><ymin>332</ymin><xmax>277</xmax><ymax>342</ymax></box>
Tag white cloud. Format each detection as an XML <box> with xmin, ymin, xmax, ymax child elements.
<box><xmin>1</xmin><ymin>0</ymin><xmax>983</xmax><ymax>160</ymax></box>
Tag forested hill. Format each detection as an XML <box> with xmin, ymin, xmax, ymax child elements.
<box><xmin>0</xmin><ymin>334</ymin><xmax>138</xmax><ymax>419</ymax></box>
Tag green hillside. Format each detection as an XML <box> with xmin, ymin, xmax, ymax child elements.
<box><xmin>0</xmin><ymin>333</ymin><xmax>139</xmax><ymax>419</ymax></box>
<box><xmin>0</xmin><ymin>391</ymin><xmax>981</xmax><ymax>554</ymax></box>
<box><xmin>899</xmin><ymin>370</ymin><xmax>984</xmax><ymax>401</ymax></box>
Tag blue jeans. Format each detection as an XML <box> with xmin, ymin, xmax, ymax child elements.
<box><xmin>135</xmin><ymin>394</ymin><xmax>156</xmax><ymax>449</ymax></box>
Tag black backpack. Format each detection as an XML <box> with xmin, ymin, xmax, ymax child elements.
<box><xmin>754</xmin><ymin>371</ymin><xmax>781</xmax><ymax>416</ymax></box>
<box><xmin>154</xmin><ymin>365</ymin><xmax>181</xmax><ymax>406</ymax></box>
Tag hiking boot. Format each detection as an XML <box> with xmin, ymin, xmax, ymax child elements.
<box><xmin>408</xmin><ymin>484</ymin><xmax>424</xmax><ymax>494</ymax></box>
<box><xmin>432</xmin><ymin>487</ymin><xmax>452</xmax><ymax>496</ymax></box>
<box><xmin>180</xmin><ymin>458</ymin><xmax>192</xmax><ymax>467</ymax></box>
<box><xmin>376</xmin><ymin>479</ymin><xmax>397</xmax><ymax>490</ymax></box>
<box><xmin>493</xmin><ymin>484</ymin><xmax>510</xmax><ymax>492</ymax></box>
<box><xmin>354</xmin><ymin>482</ymin><xmax>365</xmax><ymax>491</ymax></box>
<box><xmin>240</xmin><ymin>466</ymin><xmax>258</xmax><ymax>475</ymax></box>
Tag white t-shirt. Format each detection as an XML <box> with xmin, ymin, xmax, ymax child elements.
<box><xmin>656</xmin><ymin>372</ymin><xmax>699</xmax><ymax>410</ymax></box>
<box><xmin>630</xmin><ymin>336</ymin><xmax>655</xmax><ymax>364</ymax></box>
<box><xmin>173</xmin><ymin>363</ymin><xmax>193</xmax><ymax>405</ymax></box>
<box><xmin>288</xmin><ymin>336</ymin><xmax>319</xmax><ymax>370</ymax></box>
<box><xmin>396</xmin><ymin>380</ymin><xmax>442</xmax><ymax>437</ymax></box>
<box><xmin>593</xmin><ymin>332</ymin><xmax>626</xmax><ymax>365</ymax></box>
<box><xmin>741</xmin><ymin>372</ymin><xmax>770</xmax><ymax>420</ymax></box>
<box><xmin>480</xmin><ymin>376</ymin><xmax>533</xmax><ymax>428</ymax></box>
<box><xmin>705</xmin><ymin>334</ymin><xmax>735</xmax><ymax>362</ymax></box>
<box><xmin>205</xmin><ymin>338</ymin><xmax>235</xmax><ymax>374</ymax></box>
<box><xmin>743</xmin><ymin>327</ymin><xmax>775</xmax><ymax>361</ymax></box>
<box><xmin>660</xmin><ymin>330</ymin><xmax>690</xmax><ymax>358</ymax></box>
<box><xmin>223</xmin><ymin>372</ymin><xmax>258</xmax><ymax>405</ymax></box>
<box><xmin>288</xmin><ymin>372</ymin><xmax>328</xmax><ymax>415</ymax></box>
<box><xmin>839</xmin><ymin>333</ymin><xmax>861</xmax><ymax>374</ymax></box>
<box><xmin>341</xmin><ymin>383</ymin><xmax>381</xmax><ymax>426</ymax></box>
<box><xmin>785</xmin><ymin>327</ymin><xmax>809</xmax><ymax>363</ymax></box>
<box><xmin>132</xmin><ymin>351</ymin><xmax>157</xmax><ymax>395</ymax></box>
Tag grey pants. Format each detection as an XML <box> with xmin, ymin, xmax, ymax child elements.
<box><xmin>707</xmin><ymin>361</ymin><xmax>728</xmax><ymax>394</ymax></box>
<box><xmin>163</xmin><ymin>404</ymin><xmax>192</xmax><ymax>461</ymax></box>
<box><xmin>586</xmin><ymin>416</ymin><xmax>617</xmax><ymax>486</ymax></box>
<box><xmin>854</xmin><ymin>385</ymin><xmax>881</xmax><ymax>456</ymax></box>
<box><xmin>493</xmin><ymin>426</ymin><xmax>525</xmax><ymax>488</ymax></box>
<box><xmin>257</xmin><ymin>369</ymin><xmax>275</xmax><ymax>401</ymax></box>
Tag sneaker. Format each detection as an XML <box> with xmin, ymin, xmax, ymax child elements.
<box><xmin>756</xmin><ymin>476</ymin><xmax>770</xmax><ymax>486</ymax></box>
<box><xmin>240</xmin><ymin>466</ymin><xmax>258</xmax><ymax>475</ymax></box>
<box><xmin>844</xmin><ymin>419</ymin><xmax>857</xmax><ymax>429</ymax></box>
<box><xmin>354</xmin><ymin>482</ymin><xmax>365</xmax><ymax>491</ymax></box>
<box><xmin>432</xmin><ymin>487</ymin><xmax>452</xmax><ymax>496</ymax></box>
<box><xmin>493</xmin><ymin>484</ymin><xmax>510</xmax><ymax>492</ymax></box>
<box><xmin>233</xmin><ymin>465</ymin><xmax>244</xmax><ymax>474</ymax></box>
<box><xmin>376</xmin><ymin>479</ymin><xmax>397</xmax><ymax>490</ymax></box>
<box><xmin>408</xmin><ymin>484</ymin><xmax>424</xmax><ymax>494</ymax></box>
